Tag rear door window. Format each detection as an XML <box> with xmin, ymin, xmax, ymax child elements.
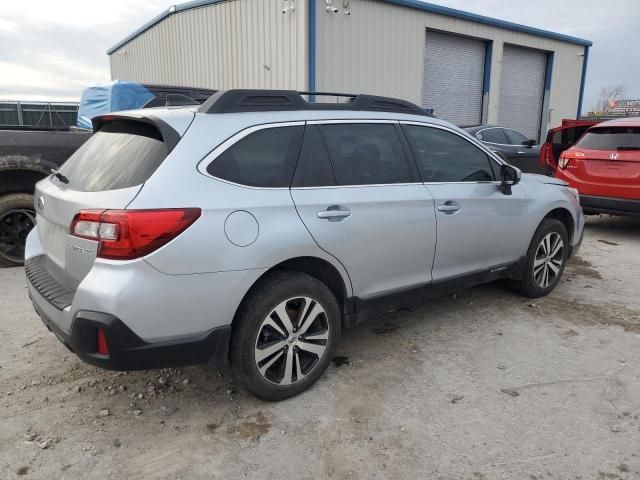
<box><xmin>575</xmin><ymin>127</ymin><xmax>640</xmax><ymax>151</ymax></box>
<box><xmin>477</xmin><ymin>128</ymin><xmax>509</xmax><ymax>144</ymax></box>
<box><xmin>207</xmin><ymin>125</ymin><xmax>303</xmax><ymax>187</ymax></box>
<box><xmin>55</xmin><ymin>120</ymin><xmax>169</xmax><ymax>192</ymax></box>
<box><xmin>319</xmin><ymin>123</ymin><xmax>412</xmax><ymax>185</ymax></box>
<box><xmin>402</xmin><ymin>124</ymin><xmax>496</xmax><ymax>182</ymax></box>
<box><xmin>505</xmin><ymin>129</ymin><xmax>530</xmax><ymax>145</ymax></box>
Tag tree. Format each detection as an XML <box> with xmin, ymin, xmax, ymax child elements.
<box><xmin>590</xmin><ymin>85</ymin><xmax>626</xmax><ymax>114</ymax></box>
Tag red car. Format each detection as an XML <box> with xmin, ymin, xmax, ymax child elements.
<box><xmin>541</xmin><ymin>118</ymin><xmax>640</xmax><ymax>216</ymax></box>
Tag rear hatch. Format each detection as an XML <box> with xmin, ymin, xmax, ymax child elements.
<box><xmin>560</xmin><ymin>125</ymin><xmax>640</xmax><ymax>199</ymax></box>
<box><xmin>540</xmin><ymin>119</ymin><xmax>596</xmax><ymax>171</ymax></box>
<box><xmin>34</xmin><ymin>115</ymin><xmax>183</xmax><ymax>288</ymax></box>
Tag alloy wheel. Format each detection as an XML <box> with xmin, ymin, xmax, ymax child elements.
<box><xmin>533</xmin><ymin>232</ymin><xmax>564</xmax><ymax>288</ymax></box>
<box><xmin>254</xmin><ymin>296</ymin><xmax>330</xmax><ymax>385</ymax></box>
<box><xmin>0</xmin><ymin>208</ymin><xmax>36</xmax><ymax>264</ymax></box>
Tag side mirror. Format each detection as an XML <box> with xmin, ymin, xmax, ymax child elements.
<box><xmin>500</xmin><ymin>164</ymin><xmax>521</xmax><ymax>195</ymax></box>
<box><xmin>523</xmin><ymin>139</ymin><xmax>537</xmax><ymax>147</ymax></box>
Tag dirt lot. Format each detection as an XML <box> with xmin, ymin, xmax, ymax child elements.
<box><xmin>1</xmin><ymin>215</ymin><xmax>639</xmax><ymax>480</ymax></box>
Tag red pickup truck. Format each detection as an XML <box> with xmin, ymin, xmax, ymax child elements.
<box><xmin>540</xmin><ymin>118</ymin><xmax>640</xmax><ymax>216</ymax></box>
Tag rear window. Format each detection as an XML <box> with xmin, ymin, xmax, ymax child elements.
<box><xmin>207</xmin><ymin>126</ymin><xmax>303</xmax><ymax>187</ymax></box>
<box><xmin>575</xmin><ymin>127</ymin><xmax>640</xmax><ymax>151</ymax></box>
<box><xmin>54</xmin><ymin>120</ymin><xmax>168</xmax><ymax>192</ymax></box>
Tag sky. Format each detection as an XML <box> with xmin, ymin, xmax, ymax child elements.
<box><xmin>1</xmin><ymin>0</ymin><xmax>639</xmax><ymax>114</ymax></box>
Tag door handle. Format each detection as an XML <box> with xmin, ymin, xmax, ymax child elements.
<box><xmin>437</xmin><ymin>202</ymin><xmax>461</xmax><ymax>213</ymax></box>
<box><xmin>317</xmin><ymin>206</ymin><xmax>351</xmax><ymax>221</ymax></box>
<box><xmin>517</xmin><ymin>151</ymin><xmax>526</xmax><ymax>155</ymax></box>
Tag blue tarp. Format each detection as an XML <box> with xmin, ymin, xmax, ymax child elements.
<box><xmin>76</xmin><ymin>81</ymin><xmax>154</xmax><ymax>129</ymax></box>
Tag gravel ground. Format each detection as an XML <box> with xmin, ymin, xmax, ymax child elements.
<box><xmin>1</xmin><ymin>215</ymin><xmax>639</xmax><ymax>480</ymax></box>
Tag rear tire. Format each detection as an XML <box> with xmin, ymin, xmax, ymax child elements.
<box><xmin>230</xmin><ymin>270</ymin><xmax>341</xmax><ymax>401</ymax></box>
<box><xmin>510</xmin><ymin>218</ymin><xmax>569</xmax><ymax>298</ymax></box>
<box><xmin>0</xmin><ymin>193</ymin><xmax>36</xmax><ymax>267</ymax></box>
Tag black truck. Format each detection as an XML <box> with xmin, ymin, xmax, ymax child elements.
<box><xmin>0</xmin><ymin>126</ymin><xmax>91</xmax><ymax>266</ymax></box>
<box><xmin>0</xmin><ymin>84</ymin><xmax>215</xmax><ymax>267</ymax></box>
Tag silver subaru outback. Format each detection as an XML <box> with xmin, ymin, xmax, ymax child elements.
<box><xmin>25</xmin><ymin>90</ymin><xmax>584</xmax><ymax>401</ymax></box>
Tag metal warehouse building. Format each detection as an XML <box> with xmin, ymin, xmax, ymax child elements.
<box><xmin>108</xmin><ymin>0</ymin><xmax>591</xmax><ymax>141</ymax></box>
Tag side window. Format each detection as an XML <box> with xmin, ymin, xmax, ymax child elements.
<box><xmin>292</xmin><ymin>125</ymin><xmax>336</xmax><ymax>187</ymax></box>
<box><xmin>477</xmin><ymin>128</ymin><xmax>509</xmax><ymax>144</ymax></box>
<box><xmin>320</xmin><ymin>123</ymin><xmax>412</xmax><ymax>185</ymax></box>
<box><xmin>207</xmin><ymin>125</ymin><xmax>303</xmax><ymax>187</ymax></box>
<box><xmin>402</xmin><ymin>125</ymin><xmax>496</xmax><ymax>182</ymax></box>
<box><xmin>505</xmin><ymin>129</ymin><xmax>530</xmax><ymax>145</ymax></box>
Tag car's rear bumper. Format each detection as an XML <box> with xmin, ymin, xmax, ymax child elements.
<box><xmin>27</xmin><ymin>259</ymin><xmax>231</xmax><ymax>370</ymax></box>
<box><xmin>580</xmin><ymin>195</ymin><xmax>640</xmax><ymax>216</ymax></box>
<box><xmin>25</xmin><ymin>257</ymin><xmax>231</xmax><ymax>370</ymax></box>
<box><xmin>32</xmin><ymin>298</ymin><xmax>231</xmax><ymax>371</ymax></box>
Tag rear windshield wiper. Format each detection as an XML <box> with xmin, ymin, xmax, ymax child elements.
<box><xmin>51</xmin><ymin>169</ymin><xmax>69</xmax><ymax>184</ymax></box>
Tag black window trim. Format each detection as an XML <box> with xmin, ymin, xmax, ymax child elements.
<box><xmin>400</xmin><ymin>121</ymin><xmax>506</xmax><ymax>185</ymax></box>
<box><xmin>291</xmin><ymin>124</ymin><xmax>338</xmax><ymax>188</ymax></box>
<box><xmin>197</xmin><ymin>121</ymin><xmax>306</xmax><ymax>190</ymax></box>
<box><xmin>198</xmin><ymin>119</ymin><xmax>507</xmax><ymax>189</ymax></box>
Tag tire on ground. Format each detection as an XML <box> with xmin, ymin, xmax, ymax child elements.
<box><xmin>509</xmin><ymin>218</ymin><xmax>569</xmax><ymax>298</ymax></box>
<box><xmin>230</xmin><ymin>270</ymin><xmax>341</xmax><ymax>401</ymax></box>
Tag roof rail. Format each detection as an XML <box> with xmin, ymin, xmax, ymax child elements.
<box><xmin>197</xmin><ymin>89</ymin><xmax>432</xmax><ymax>117</ymax></box>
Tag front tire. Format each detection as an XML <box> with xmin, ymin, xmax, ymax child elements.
<box><xmin>230</xmin><ymin>270</ymin><xmax>341</xmax><ymax>401</ymax></box>
<box><xmin>0</xmin><ymin>193</ymin><xmax>36</xmax><ymax>267</ymax></box>
<box><xmin>510</xmin><ymin>218</ymin><xmax>569</xmax><ymax>298</ymax></box>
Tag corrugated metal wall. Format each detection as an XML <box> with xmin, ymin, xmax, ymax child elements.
<box><xmin>109</xmin><ymin>0</ymin><xmax>308</xmax><ymax>91</ymax></box>
<box><xmin>109</xmin><ymin>0</ymin><xmax>586</xmax><ymax>134</ymax></box>
<box><xmin>423</xmin><ymin>31</ymin><xmax>486</xmax><ymax>125</ymax></box>
<box><xmin>498</xmin><ymin>45</ymin><xmax>548</xmax><ymax>139</ymax></box>
<box><xmin>315</xmin><ymin>0</ymin><xmax>586</xmax><ymax>132</ymax></box>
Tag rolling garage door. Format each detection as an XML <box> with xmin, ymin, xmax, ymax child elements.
<box><xmin>498</xmin><ymin>45</ymin><xmax>547</xmax><ymax>140</ymax></box>
<box><xmin>423</xmin><ymin>31</ymin><xmax>486</xmax><ymax>125</ymax></box>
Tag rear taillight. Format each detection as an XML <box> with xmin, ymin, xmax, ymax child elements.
<box><xmin>558</xmin><ymin>154</ymin><xmax>570</xmax><ymax>170</ymax></box>
<box><xmin>558</xmin><ymin>150</ymin><xmax>585</xmax><ymax>170</ymax></box>
<box><xmin>70</xmin><ymin>208</ymin><xmax>201</xmax><ymax>260</ymax></box>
